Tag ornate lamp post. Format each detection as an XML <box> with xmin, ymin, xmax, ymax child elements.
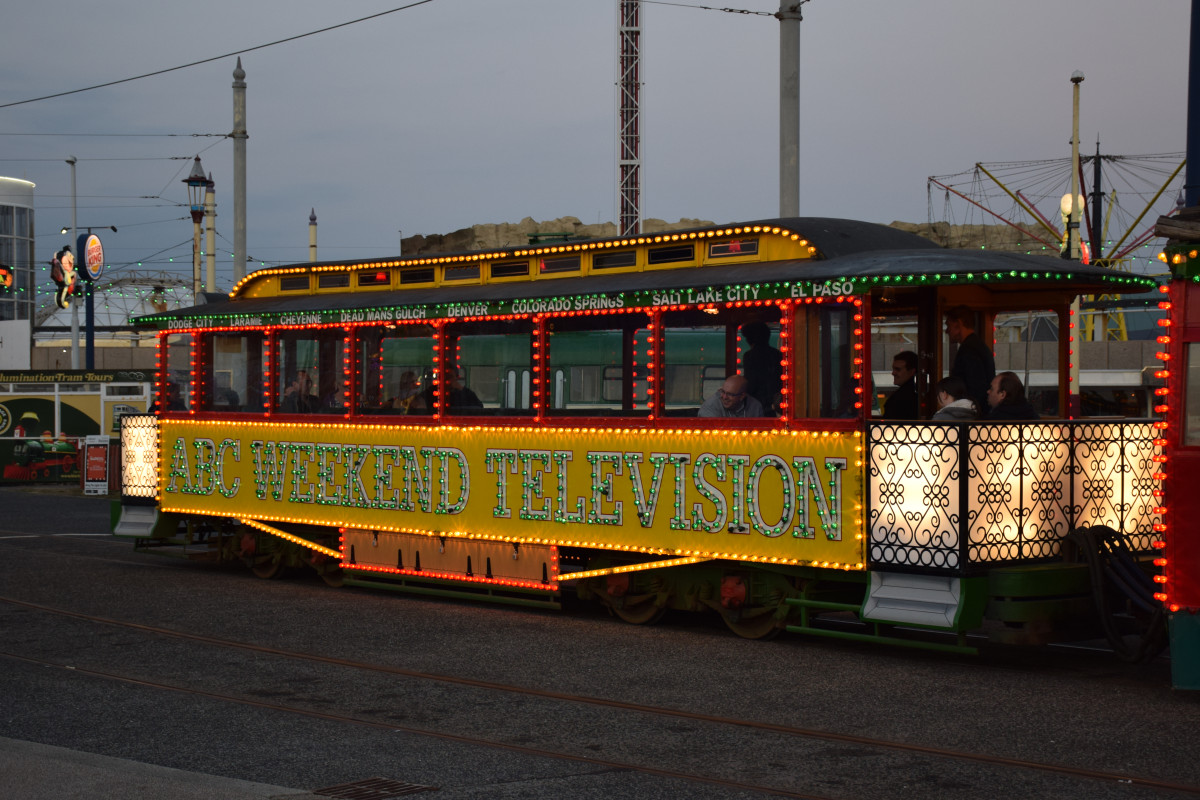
<box><xmin>184</xmin><ymin>156</ymin><xmax>206</xmax><ymax>299</ymax></box>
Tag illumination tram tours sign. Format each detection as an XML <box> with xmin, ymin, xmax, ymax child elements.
<box><xmin>157</xmin><ymin>421</ymin><xmax>865</xmax><ymax>569</ymax></box>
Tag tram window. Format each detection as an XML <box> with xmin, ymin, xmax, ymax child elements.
<box><xmin>708</xmin><ymin>238</ymin><xmax>759</xmax><ymax>258</ymax></box>
<box><xmin>661</xmin><ymin>312</ymin><xmax>728</xmax><ymax>415</ymax></box>
<box><xmin>356</xmin><ymin>271</ymin><xmax>391</xmax><ymax>287</ymax></box>
<box><xmin>1185</xmin><ymin>345</ymin><xmax>1200</xmax><ymax>446</ymax></box>
<box><xmin>276</xmin><ymin>329</ymin><xmax>346</xmax><ymax>414</ymax></box>
<box><xmin>538</xmin><ymin>255</ymin><xmax>581</xmax><ymax>274</ymax></box>
<box><xmin>354</xmin><ymin>325</ymin><xmax>434</xmax><ymax>415</ymax></box>
<box><xmin>647</xmin><ymin>244</ymin><xmax>694</xmax><ymax>265</ymax></box>
<box><xmin>444</xmin><ymin>320</ymin><xmax>533</xmax><ymax>416</ymax></box>
<box><xmin>317</xmin><ymin>273</ymin><xmax>350</xmax><ymax>289</ymax></box>
<box><xmin>161</xmin><ymin>332</ymin><xmax>193</xmax><ymax>411</ymax></box>
<box><xmin>399</xmin><ymin>268</ymin><xmax>435</xmax><ymax>284</ymax></box>
<box><xmin>279</xmin><ymin>275</ymin><xmax>309</xmax><ymax>292</ymax></box>
<box><xmin>547</xmin><ymin>312</ymin><xmax>652</xmax><ymax>416</ymax></box>
<box><xmin>491</xmin><ymin>260</ymin><xmax>530</xmax><ymax>279</ymax></box>
<box><xmin>202</xmin><ymin>331</ymin><xmax>265</xmax><ymax>412</ymax></box>
<box><xmin>444</xmin><ymin>264</ymin><xmax>480</xmax><ymax>282</ymax></box>
<box><xmin>592</xmin><ymin>250</ymin><xmax>637</xmax><ymax>270</ymax></box>
<box><xmin>793</xmin><ymin>305</ymin><xmax>856</xmax><ymax>418</ymax></box>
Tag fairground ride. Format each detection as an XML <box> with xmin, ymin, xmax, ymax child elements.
<box><xmin>928</xmin><ymin>150</ymin><xmax>1184</xmax><ymax>340</ymax></box>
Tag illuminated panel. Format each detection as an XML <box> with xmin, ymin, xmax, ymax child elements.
<box><xmin>1072</xmin><ymin>421</ymin><xmax>1161</xmax><ymax>545</ymax></box>
<box><xmin>868</xmin><ymin>421</ymin><xmax>1161</xmax><ymax>571</ymax></box>
<box><xmin>120</xmin><ymin>414</ymin><xmax>159</xmax><ymax>500</ymax></box>
<box><xmin>155</xmin><ymin>420</ymin><xmax>865</xmax><ymax>570</ymax></box>
<box><xmin>868</xmin><ymin>423</ymin><xmax>962</xmax><ymax>570</ymax></box>
<box><xmin>342</xmin><ymin>528</ymin><xmax>557</xmax><ymax>591</ymax></box>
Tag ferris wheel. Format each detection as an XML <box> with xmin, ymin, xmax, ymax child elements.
<box><xmin>35</xmin><ymin>270</ymin><xmax>195</xmax><ymax>330</ymax></box>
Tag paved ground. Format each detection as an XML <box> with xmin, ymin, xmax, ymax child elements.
<box><xmin>1</xmin><ymin>485</ymin><xmax>1198</xmax><ymax>800</ymax></box>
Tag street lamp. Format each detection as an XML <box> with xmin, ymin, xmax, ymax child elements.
<box><xmin>184</xmin><ymin>156</ymin><xmax>206</xmax><ymax>299</ymax></box>
<box><xmin>60</xmin><ymin>225</ymin><xmax>116</xmax><ymax>235</ymax></box>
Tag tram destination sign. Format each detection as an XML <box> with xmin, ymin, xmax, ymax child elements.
<box><xmin>154</xmin><ymin>280</ymin><xmax>861</xmax><ymax>330</ymax></box>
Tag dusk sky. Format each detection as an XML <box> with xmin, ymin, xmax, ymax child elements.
<box><xmin>0</xmin><ymin>0</ymin><xmax>1190</xmax><ymax>293</ymax></box>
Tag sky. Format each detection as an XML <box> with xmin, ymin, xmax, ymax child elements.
<box><xmin>0</xmin><ymin>0</ymin><xmax>1191</xmax><ymax>296</ymax></box>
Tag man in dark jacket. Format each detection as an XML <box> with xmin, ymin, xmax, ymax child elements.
<box><xmin>882</xmin><ymin>350</ymin><xmax>918</xmax><ymax>419</ymax></box>
<box><xmin>985</xmin><ymin>371</ymin><xmax>1041</xmax><ymax>420</ymax></box>
<box><xmin>945</xmin><ymin>306</ymin><xmax>995</xmax><ymax>412</ymax></box>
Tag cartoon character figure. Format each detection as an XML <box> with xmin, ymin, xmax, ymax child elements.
<box><xmin>50</xmin><ymin>246</ymin><xmax>76</xmax><ymax>309</ymax></box>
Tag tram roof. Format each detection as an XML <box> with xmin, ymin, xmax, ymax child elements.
<box><xmin>138</xmin><ymin>217</ymin><xmax>1157</xmax><ymax>328</ymax></box>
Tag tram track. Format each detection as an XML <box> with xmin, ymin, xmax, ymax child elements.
<box><xmin>1</xmin><ymin>594</ymin><xmax>1195</xmax><ymax>799</ymax></box>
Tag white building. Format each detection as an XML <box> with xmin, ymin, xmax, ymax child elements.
<box><xmin>0</xmin><ymin>177</ymin><xmax>35</xmax><ymax>369</ymax></box>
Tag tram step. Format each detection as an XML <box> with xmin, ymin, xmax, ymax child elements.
<box><xmin>112</xmin><ymin>504</ymin><xmax>177</xmax><ymax>539</ymax></box>
<box><xmin>860</xmin><ymin>572</ymin><xmax>971</xmax><ymax>630</ymax></box>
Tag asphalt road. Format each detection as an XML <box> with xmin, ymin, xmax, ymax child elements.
<box><xmin>1</xmin><ymin>485</ymin><xmax>1199</xmax><ymax>799</ymax></box>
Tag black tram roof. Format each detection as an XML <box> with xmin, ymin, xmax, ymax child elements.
<box><xmin>138</xmin><ymin>217</ymin><xmax>1156</xmax><ymax>328</ymax></box>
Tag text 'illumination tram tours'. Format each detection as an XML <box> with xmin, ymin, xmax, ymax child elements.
<box><xmin>115</xmin><ymin>217</ymin><xmax>1165</xmax><ymax>651</ymax></box>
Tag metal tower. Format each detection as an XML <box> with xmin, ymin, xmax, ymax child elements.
<box><xmin>618</xmin><ymin>1</ymin><xmax>642</xmax><ymax>236</ymax></box>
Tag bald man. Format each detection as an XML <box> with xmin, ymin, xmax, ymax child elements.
<box><xmin>698</xmin><ymin>374</ymin><xmax>765</xmax><ymax>418</ymax></box>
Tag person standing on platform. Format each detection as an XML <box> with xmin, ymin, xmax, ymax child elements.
<box><xmin>944</xmin><ymin>306</ymin><xmax>995</xmax><ymax>413</ymax></box>
<box><xmin>882</xmin><ymin>350</ymin><xmax>918</xmax><ymax>419</ymax></box>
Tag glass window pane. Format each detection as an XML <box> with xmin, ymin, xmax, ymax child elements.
<box><xmin>816</xmin><ymin>306</ymin><xmax>856</xmax><ymax>418</ymax></box>
<box><xmin>662</xmin><ymin>314</ymin><xmax>727</xmax><ymax>416</ymax></box>
<box><xmin>203</xmin><ymin>331</ymin><xmax>265</xmax><ymax>412</ymax></box>
<box><xmin>446</xmin><ymin>320</ymin><xmax>533</xmax><ymax>416</ymax></box>
<box><xmin>277</xmin><ymin>329</ymin><xmax>346</xmax><ymax>414</ymax></box>
<box><xmin>355</xmin><ymin>325</ymin><xmax>435</xmax><ymax>414</ymax></box>
<box><xmin>547</xmin><ymin>313</ymin><xmax>650</xmax><ymax>417</ymax></box>
<box><xmin>162</xmin><ymin>333</ymin><xmax>193</xmax><ymax>411</ymax></box>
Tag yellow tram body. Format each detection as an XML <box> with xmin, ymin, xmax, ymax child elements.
<box><xmin>116</xmin><ymin>217</ymin><xmax>1165</xmax><ymax>650</ymax></box>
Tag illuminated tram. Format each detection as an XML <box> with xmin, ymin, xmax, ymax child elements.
<box><xmin>115</xmin><ymin>217</ymin><xmax>1164</xmax><ymax>652</ymax></box>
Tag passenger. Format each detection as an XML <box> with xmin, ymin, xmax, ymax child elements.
<box><xmin>159</xmin><ymin>381</ymin><xmax>186</xmax><ymax>412</ymax></box>
<box><xmin>698</xmin><ymin>374</ymin><xmax>765</xmax><ymax>418</ymax></box>
<box><xmin>931</xmin><ymin>376</ymin><xmax>977</xmax><ymax>420</ymax></box>
<box><xmin>881</xmin><ymin>350</ymin><xmax>918</xmax><ymax>420</ymax></box>
<box><xmin>391</xmin><ymin>370</ymin><xmax>427</xmax><ymax>413</ymax></box>
<box><xmin>444</xmin><ymin>369</ymin><xmax>483</xmax><ymax>412</ymax></box>
<box><xmin>280</xmin><ymin>370</ymin><xmax>320</xmax><ymax>413</ymax></box>
<box><xmin>944</xmin><ymin>306</ymin><xmax>995</xmax><ymax>413</ymax></box>
<box><xmin>740</xmin><ymin>321</ymin><xmax>783</xmax><ymax>415</ymax></box>
<box><xmin>985</xmin><ymin>371</ymin><xmax>1041</xmax><ymax>420</ymax></box>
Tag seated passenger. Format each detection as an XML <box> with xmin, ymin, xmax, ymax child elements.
<box><xmin>985</xmin><ymin>371</ymin><xmax>1040</xmax><ymax>420</ymax></box>
<box><xmin>390</xmin><ymin>370</ymin><xmax>427</xmax><ymax>413</ymax></box>
<box><xmin>931</xmin><ymin>376</ymin><xmax>977</xmax><ymax>421</ymax></box>
<box><xmin>444</xmin><ymin>369</ymin><xmax>483</xmax><ymax>412</ymax></box>
<box><xmin>280</xmin><ymin>370</ymin><xmax>320</xmax><ymax>413</ymax></box>
<box><xmin>698</xmin><ymin>374</ymin><xmax>765</xmax><ymax>418</ymax></box>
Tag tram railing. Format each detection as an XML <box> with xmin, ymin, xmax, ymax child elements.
<box><xmin>866</xmin><ymin>420</ymin><xmax>1161</xmax><ymax>575</ymax></box>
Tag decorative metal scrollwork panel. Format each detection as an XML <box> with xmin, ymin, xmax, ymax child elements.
<box><xmin>967</xmin><ymin>424</ymin><xmax>1072</xmax><ymax>563</ymax></box>
<box><xmin>120</xmin><ymin>414</ymin><xmax>159</xmax><ymax>500</ymax></box>
<box><xmin>867</xmin><ymin>423</ymin><xmax>962</xmax><ymax>570</ymax></box>
<box><xmin>868</xmin><ymin>420</ymin><xmax>1161</xmax><ymax>574</ymax></box>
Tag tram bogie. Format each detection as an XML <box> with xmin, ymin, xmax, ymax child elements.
<box><xmin>114</xmin><ymin>217</ymin><xmax>1166</xmax><ymax>656</ymax></box>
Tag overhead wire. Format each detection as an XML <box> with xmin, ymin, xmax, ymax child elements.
<box><xmin>0</xmin><ymin>0</ymin><xmax>437</xmax><ymax>110</ymax></box>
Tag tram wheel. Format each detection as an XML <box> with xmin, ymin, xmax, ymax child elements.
<box><xmin>251</xmin><ymin>552</ymin><xmax>285</xmax><ymax>579</ymax></box>
<box><xmin>611</xmin><ymin>594</ymin><xmax>667</xmax><ymax>625</ymax></box>
<box><xmin>722</xmin><ymin>606</ymin><xmax>784</xmax><ymax>640</ymax></box>
<box><xmin>316</xmin><ymin>563</ymin><xmax>344</xmax><ymax>588</ymax></box>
